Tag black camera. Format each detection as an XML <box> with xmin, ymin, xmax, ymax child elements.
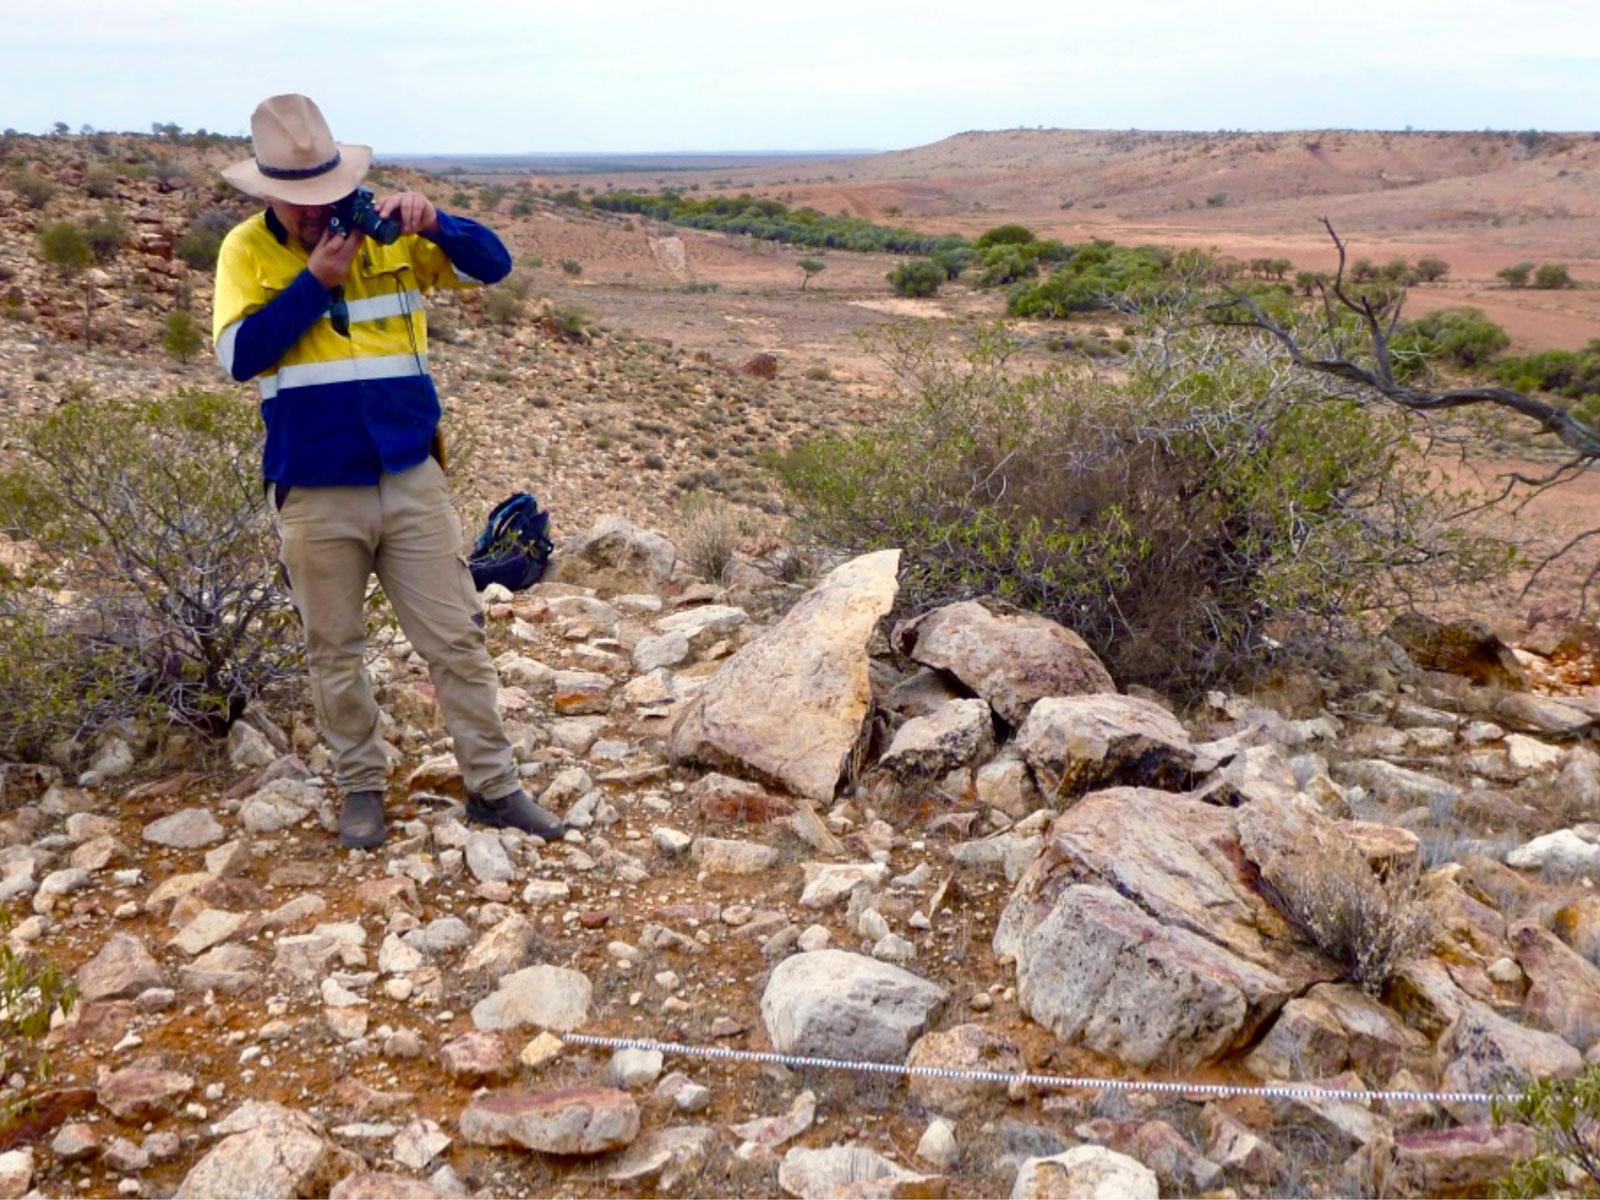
<box><xmin>328</xmin><ymin>187</ymin><xmax>401</xmax><ymax>245</ymax></box>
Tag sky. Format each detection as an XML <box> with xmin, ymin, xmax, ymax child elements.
<box><xmin>4</xmin><ymin>0</ymin><xmax>1599</xmax><ymax>154</ymax></box>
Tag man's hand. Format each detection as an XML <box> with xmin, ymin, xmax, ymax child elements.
<box><xmin>307</xmin><ymin>226</ymin><xmax>364</xmax><ymax>288</ymax></box>
<box><xmin>377</xmin><ymin>192</ymin><xmax>439</xmax><ymax>237</ymax></box>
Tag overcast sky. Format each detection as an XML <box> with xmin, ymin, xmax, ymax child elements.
<box><xmin>4</xmin><ymin>0</ymin><xmax>1598</xmax><ymax>154</ymax></box>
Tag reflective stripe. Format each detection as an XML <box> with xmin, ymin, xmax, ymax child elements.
<box><xmin>215</xmin><ymin>319</ymin><xmax>242</xmax><ymax>374</ymax></box>
<box><xmin>340</xmin><ymin>289</ymin><xmax>424</xmax><ymax>324</ymax></box>
<box><xmin>452</xmin><ymin>264</ymin><xmax>483</xmax><ymax>286</ymax></box>
<box><xmin>258</xmin><ymin>352</ymin><xmax>429</xmax><ymax>400</ymax></box>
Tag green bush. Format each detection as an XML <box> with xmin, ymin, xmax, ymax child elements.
<box><xmin>1494</xmin><ymin>343</ymin><xmax>1600</xmax><ymax>407</ymax></box>
<box><xmin>1414</xmin><ymin>255</ymin><xmax>1449</xmax><ymax>282</ymax></box>
<box><xmin>37</xmin><ymin>221</ymin><xmax>89</xmax><ymax>278</ymax></box>
<box><xmin>560</xmin><ymin>258</ymin><xmax>583</xmax><ymax>276</ymax></box>
<box><xmin>163</xmin><ymin>308</ymin><xmax>204</xmax><ymax>362</ymax></box>
<box><xmin>976</xmin><ymin>244</ymin><xmax>1040</xmax><ymax>287</ymax></box>
<box><xmin>82</xmin><ymin>211</ymin><xmax>127</xmax><ymax>264</ymax></box>
<box><xmin>1494</xmin><ymin>1064</ymin><xmax>1600</xmax><ymax>1197</ymax></box>
<box><xmin>1389</xmin><ymin>307</ymin><xmax>1511</xmax><ymax>376</ymax></box>
<box><xmin>0</xmin><ymin>932</ymin><xmax>76</xmax><ymax>1125</ymax></box>
<box><xmin>175</xmin><ymin>211</ymin><xmax>235</xmax><ymax>270</ymax></box>
<box><xmin>888</xmin><ymin>259</ymin><xmax>943</xmax><ymax>297</ymax></box>
<box><xmin>798</xmin><ymin>257</ymin><xmax>826</xmax><ymax>289</ymax></box>
<box><xmin>11</xmin><ymin>168</ymin><xmax>55</xmax><ymax>209</ymax></box>
<box><xmin>0</xmin><ymin>390</ymin><xmax>300</xmax><ymax>759</ymax></box>
<box><xmin>777</xmin><ymin>326</ymin><xmax>1508</xmax><ymax>692</ymax></box>
<box><xmin>83</xmin><ymin>164</ymin><xmax>119</xmax><ymax>199</ymax></box>
<box><xmin>973</xmin><ymin>223</ymin><xmax>1036</xmax><ymax>250</ymax></box>
<box><xmin>1498</xmin><ymin>261</ymin><xmax>1534</xmax><ymax>288</ymax></box>
<box><xmin>482</xmin><ymin>285</ymin><xmax>524</xmax><ymax>327</ymax></box>
<box><xmin>1534</xmin><ymin>262</ymin><xmax>1573</xmax><ymax>289</ymax></box>
<box><xmin>932</xmin><ymin>246</ymin><xmax>976</xmax><ymax>280</ymax></box>
<box><xmin>1006</xmin><ymin>242</ymin><xmax>1169</xmax><ymax>317</ymax></box>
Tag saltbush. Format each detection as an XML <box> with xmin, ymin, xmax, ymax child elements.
<box><xmin>1389</xmin><ymin>306</ymin><xmax>1511</xmax><ymax>376</ymax></box>
<box><xmin>1534</xmin><ymin>262</ymin><xmax>1573</xmax><ymax>289</ymax></box>
<box><xmin>778</xmin><ymin>326</ymin><xmax>1508</xmax><ymax>692</ymax></box>
<box><xmin>82</xmin><ymin>211</ymin><xmax>127</xmax><ymax>264</ymax></box>
<box><xmin>888</xmin><ymin>259</ymin><xmax>944</xmax><ymax>298</ymax></box>
<box><xmin>37</xmin><ymin>221</ymin><xmax>89</xmax><ymax>278</ymax></box>
<box><xmin>175</xmin><ymin>211</ymin><xmax>235</xmax><ymax>271</ymax></box>
<box><xmin>973</xmin><ymin>223</ymin><xmax>1036</xmax><ymax>249</ymax></box>
<box><xmin>1006</xmin><ymin>242</ymin><xmax>1169</xmax><ymax>317</ymax></box>
<box><xmin>0</xmin><ymin>390</ymin><xmax>299</xmax><ymax>760</ymax></box>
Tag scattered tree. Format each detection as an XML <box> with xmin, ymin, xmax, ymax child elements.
<box><xmin>1534</xmin><ymin>263</ymin><xmax>1574</xmax><ymax>290</ymax></box>
<box><xmin>797</xmin><ymin>257</ymin><xmax>826</xmax><ymax>290</ymax></box>
<box><xmin>888</xmin><ymin>259</ymin><xmax>943</xmax><ymax>297</ymax></box>
<box><xmin>37</xmin><ymin>221</ymin><xmax>89</xmax><ymax>278</ymax></box>
<box><xmin>1498</xmin><ymin>261</ymin><xmax>1534</xmax><ymax>288</ymax></box>
<box><xmin>82</xmin><ymin>211</ymin><xmax>127</xmax><ymax>264</ymax></box>
<box><xmin>1413</xmin><ymin>255</ymin><xmax>1450</xmax><ymax>282</ymax></box>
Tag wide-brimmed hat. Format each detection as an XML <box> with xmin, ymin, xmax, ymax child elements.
<box><xmin>221</xmin><ymin>94</ymin><xmax>371</xmax><ymax>206</ymax></box>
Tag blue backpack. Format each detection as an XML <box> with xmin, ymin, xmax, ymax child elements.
<box><xmin>468</xmin><ymin>493</ymin><xmax>555</xmax><ymax>593</ymax></box>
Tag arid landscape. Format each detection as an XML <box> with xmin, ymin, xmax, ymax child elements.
<box><xmin>8</xmin><ymin>122</ymin><xmax>1600</xmax><ymax>1200</ymax></box>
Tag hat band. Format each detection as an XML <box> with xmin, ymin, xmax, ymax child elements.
<box><xmin>257</xmin><ymin>150</ymin><xmax>342</xmax><ymax>181</ymax></box>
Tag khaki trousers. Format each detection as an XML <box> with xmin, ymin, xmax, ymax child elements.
<box><xmin>273</xmin><ymin>457</ymin><xmax>518</xmax><ymax>801</ymax></box>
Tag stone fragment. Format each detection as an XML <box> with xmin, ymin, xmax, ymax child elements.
<box><xmin>691</xmin><ymin>773</ymin><xmax>792</xmax><ymax>823</ymax></box>
<box><xmin>77</xmin><ymin>934</ymin><xmax>164</xmax><ymax>1001</ymax></box>
<box><xmin>879</xmin><ymin>699</ymin><xmax>995</xmax><ymax>778</ymax></box>
<box><xmin>170</xmin><ymin>907</ymin><xmax>248</xmax><ymax>956</ymax></box>
<box><xmin>329</xmin><ymin>1174</ymin><xmax>447</xmax><ymax>1199</ymax></box>
<box><xmin>179</xmin><ymin>944</ymin><xmax>259</xmax><ymax>993</ymax></box>
<box><xmin>892</xmin><ymin>599</ymin><xmax>1115</xmax><ymax>725</ymax></box>
<box><xmin>906</xmin><ymin>1024</ymin><xmax>1024</xmax><ymax>1115</ymax></box>
<box><xmin>1507</xmin><ymin>828</ymin><xmax>1600</xmax><ymax>875</ymax></box>
<box><xmin>671</xmin><ymin>550</ymin><xmax>900</xmax><ymax>802</ymax></box>
<box><xmin>465</xmin><ymin>831</ymin><xmax>515</xmax><ymax>884</ymax></box>
<box><xmin>460</xmin><ymin>913</ymin><xmax>534</xmax><ymax>976</ymax></box>
<box><xmin>471</xmin><ymin>964</ymin><xmax>592</xmax><ymax>1032</ymax></box>
<box><xmin>1334</xmin><ymin>759</ymin><xmax>1461</xmax><ymax>808</ymax></box>
<box><xmin>778</xmin><ymin>1144</ymin><xmax>935</xmax><ymax>1200</ymax></box>
<box><xmin>1391</xmin><ymin>1124</ymin><xmax>1537</xmax><ymax>1193</ymax></box>
<box><xmin>439</xmin><ymin>1031</ymin><xmax>512</xmax><ymax>1083</ymax></box>
<box><xmin>392</xmin><ymin>1119</ymin><xmax>452</xmax><ymax>1171</ymax></box>
<box><xmin>1511</xmin><ymin>921</ymin><xmax>1600</xmax><ymax>1049</ymax></box>
<box><xmin>603</xmin><ymin>1048</ymin><xmax>664</xmax><ymax>1090</ymax></box>
<box><xmin>799</xmin><ymin>861</ymin><xmax>888</xmax><ymax>908</ymax></box>
<box><xmin>596</xmin><ymin>1125</ymin><xmax>714</xmax><ymax>1190</ymax></box>
<box><xmin>1016</xmin><ymin>694</ymin><xmax>1195</xmax><ymax>799</ymax></box>
<box><xmin>1010</xmin><ymin>1146</ymin><xmax>1158</xmax><ymax>1199</ymax></box>
<box><xmin>0</xmin><ymin>1149</ymin><xmax>32</xmax><ymax>1200</ymax></box>
<box><xmin>760</xmin><ymin>949</ymin><xmax>945</xmax><ymax>1063</ymax></box>
<box><xmin>97</xmin><ymin>1069</ymin><xmax>194</xmax><ymax>1122</ymax></box>
<box><xmin>1439</xmin><ymin>1000</ymin><xmax>1583</xmax><ymax>1121</ymax></box>
<box><xmin>458</xmin><ymin>1087</ymin><xmax>640</xmax><ymax>1155</ymax></box>
<box><xmin>141</xmin><ymin>807</ymin><xmax>224</xmax><ymax>848</ymax></box>
<box><xmin>175</xmin><ymin>1104</ymin><xmax>354</xmax><ymax>1199</ymax></box>
<box><xmin>689</xmin><ymin>836</ymin><xmax>779</xmax><ymax>874</ymax></box>
<box><xmin>557</xmin><ymin>516</ymin><xmax>678</xmax><ymax>593</ymax></box>
<box><xmin>917</xmin><ymin>1118</ymin><xmax>958</xmax><ymax>1171</ymax></box>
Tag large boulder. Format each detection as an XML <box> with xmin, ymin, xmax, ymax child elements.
<box><xmin>1391</xmin><ymin>1124</ymin><xmax>1537</xmax><ymax>1194</ymax></box>
<box><xmin>555</xmin><ymin>516</ymin><xmax>677</xmax><ymax>593</ymax></box>
<box><xmin>1438</xmin><ymin>1000</ymin><xmax>1583</xmax><ymax>1121</ymax></box>
<box><xmin>892</xmin><ymin>599</ymin><xmax>1114</xmax><ymax>725</ymax></box>
<box><xmin>995</xmin><ymin>790</ymin><xmax>1337</xmax><ymax>1068</ymax></box>
<box><xmin>671</xmin><ymin>550</ymin><xmax>900</xmax><ymax>802</ymax></box>
<box><xmin>1511</xmin><ymin>922</ymin><xmax>1600</xmax><ymax>1049</ymax></box>
<box><xmin>1387</xmin><ymin>611</ymin><xmax>1526</xmax><ymax>688</ymax></box>
<box><xmin>760</xmin><ymin>949</ymin><xmax>946</xmax><ymax>1063</ymax></box>
<box><xmin>1016</xmin><ymin>695</ymin><xmax>1195</xmax><ymax>800</ymax></box>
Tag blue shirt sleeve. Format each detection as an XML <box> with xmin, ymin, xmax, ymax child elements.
<box><xmin>224</xmin><ymin>269</ymin><xmax>330</xmax><ymax>382</ymax></box>
<box><xmin>422</xmin><ymin>210</ymin><xmax>512</xmax><ymax>285</ymax></box>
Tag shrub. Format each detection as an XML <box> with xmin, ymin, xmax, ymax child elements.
<box><xmin>1006</xmin><ymin>242</ymin><xmax>1169</xmax><ymax>318</ymax></box>
<box><xmin>777</xmin><ymin>326</ymin><xmax>1508</xmax><ymax>693</ymax></box>
<box><xmin>1494</xmin><ymin>1063</ymin><xmax>1600</xmax><ymax>1197</ymax></box>
<box><xmin>1273</xmin><ymin>840</ymin><xmax>1439</xmax><ymax>995</ymax></box>
<box><xmin>481</xmin><ymin>285</ymin><xmax>523</xmax><ymax>327</ymax></box>
<box><xmin>888</xmin><ymin>259</ymin><xmax>943</xmax><ymax>297</ymax></box>
<box><xmin>1414</xmin><ymin>255</ymin><xmax>1449</xmax><ymax>282</ymax></box>
<box><xmin>0</xmin><ymin>932</ymin><xmax>76</xmax><ymax>1124</ymax></box>
<box><xmin>1389</xmin><ymin>307</ymin><xmax>1511</xmax><ymax>376</ymax></box>
<box><xmin>932</xmin><ymin>246</ymin><xmax>976</xmax><ymax>280</ymax></box>
<box><xmin>678</xmin><ymin>492</ymin><xmax>748</xmax><ymax>583</ymax></box>
<box><xmin>975</xmin><ymin>244</ymin><xmax>1039</xmax><ymax>287</ymax></box>
<box><xmin>1495</xmin><ymin>344</ymin><xmax>1600</xmax><ymax>405</ymax></box>
<box><xmin>973</xmin><ymin>223</ymin><xmax>1036</xmax><ymax>250</ymax></box>
<box><xmin>1498</xmin><ymin>261</ymin><xmax>1534</xmax><ymax>288</ymax></box>
<box><xmin>0</xmin><ymin>390</ymin><xmax>300</xmax><ymax>758</ymax></box>
<box><xmin>83</xmin><ymin>164</ymin><xmax>119</xmax><ymax>198</ymax></box>
<box><xmin>560</xmin><ymin>258</ymin><xmax>583</xmax><ymax>276</ymax></box>
<box><xmin>798</xmin><ymin>257</ymin><xmax>826</xmax><ymax>289</ymax></box>
<box><xmin>1205</xmin><ymin>192</ymin><xmax>1228</xmax><ymax>207</ymax></box>
<box><xmin>163</xmin><ymin>308</ymin><xmax>204</xmax><ymax>362</ymax></box>
<box><xmin>12</xmin><ymin>168</ymin><xmax>55</xmax><ymax>209</ymax></box>
<box><xmin>82</xmin><ymin>210</ymin><xmax>127</xmax><ymax>264</ymax></box>
<box><xmin>547</xmin><ymin>301</ymin><xmax>592</xmax><ymax>339</ymax></box>
<box><xmin>37</xmin><ymin>221</ymin><xmax>89</xmax><ymax>278</ymax></box>
<box><xmin>175</xmin><ymin>211</ymin><xmax>234</xmax><ymax>271</ymax></box>
<box><xmin>1534</xmin><ymin>262</ymin><xmax>1573</xmax><ymax>289</ymax></box>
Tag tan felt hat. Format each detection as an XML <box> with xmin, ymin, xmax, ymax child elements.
<box><xmin>222</xmin><ymin>94</ymin><xmax>371</xmax><ymax>206</ymax></box>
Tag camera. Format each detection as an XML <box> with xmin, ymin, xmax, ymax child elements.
<box><xmin>328</xmin><ymin>187</ymin><xmax>402</xmax><ymax>245</ymax></box>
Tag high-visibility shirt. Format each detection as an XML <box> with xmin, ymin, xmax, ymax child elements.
<box><xmin>212</xmin><ymin>207</ymin><xmax>511</xmax><ymax>486</ymax></box>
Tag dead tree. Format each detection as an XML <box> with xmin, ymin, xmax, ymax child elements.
<box><xmin>1219</xmin><ymin>219</ymin><xmax>1600</xmax><ymax>603</ymax></box>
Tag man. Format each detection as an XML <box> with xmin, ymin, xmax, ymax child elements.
<box><xmin>213</xmin><ymin>93</ymin><xmax>565</xmax><ymax>849</ymax></box>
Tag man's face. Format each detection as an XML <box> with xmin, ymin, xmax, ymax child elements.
<box><xmin>268</xmin><ymin>198</ymin><xmax>335</xmax><ymax>251</ymax></box>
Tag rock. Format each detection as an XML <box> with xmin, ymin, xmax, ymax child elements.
<box><xmin>0</xmin><ymin>1149</ymin><xmax>32</xmax><ymax>1200</ymax></box>
<box><xmin>1563</xmin><ymin>747</ymin><xmax>1600</xmax><ymax>810</ymax></box>
<box><xmin>995</xmin><ymin>790</ymin><xmax>1332</xmax><ymax>1068</ymax></box>
<box><xmin>1204</xmin><ymin>1106</ymin><xmax>1285</xmax><ymax>1184</ymax></box>
<box><xmin>917</xmin><ymin>1118</ymin><xmax>958</xmax><ymax>1171</ymax></box>
<box><xmin>520</xmin><ymin>1032</ymin><xmax>565</xmax><ymax>1071</ymax></box>
<box><xmin>392</xmin><ymin>1119</ymin><xmax>452</xmax><ymax>1171</ymax></box>
<box><xmin>180</xmin><ymin>944</ymin><xmax>259</xmax><ymax>993</ymax></box>
<box><xmin>906</xmin><ymin>1024</ymin><xmax>1024</xmax><ymax>1115</ymax></box>
<box><xmin>170</xmin><ymin>907</ymin><xmax>248</xmax><ymax>956</ymax></box>
<box><xmin>1266</xmin><ymin>1070</ymin><xmax>1392</xmax><ymax>1152</ymax></box>
<box><xmin>471</xmin><ymin>964</ymin><xmax>592</xmax><ymax>1032</ymax></box>
<box><xmin>460</xmin><ymin>913</ymin><xmax>534</xmax><ymax>976</ymax></box>
<box><xmin>879</xmin><ymin>699</ymin><xmax>995</xmax><ymax>778</ymax></box>
<box><xmin>0</xmin><ymin>1149</ymin><xmax>31</xmax><ymax>1200</ymax></box>
<box><xmin>604</xmin><ymin>1048</ymin><xmax>664</xmax><ymax>1090</ymax></box>
<box><xmin>97</xmin><ymin>1068</ymin><xmax>194</xmax><ymax>1122</ymax></box>
<box><xmin>1342</xmin><ymin>820</ymin><xmax>1422</xmax><ymax>876</ymax></box>
<box><xmin>1506</xmin><ymin>733</ymin><xmax>1564</xmax><ymax>773</ymax></box>
<box><xmin>1439</xmin><ymin>1000</ymin><xmax>1583</xmax><ymax>1121</ymax></box>
<box><xmin>1306</xmin><ymin>983</ymin><xmax>1430</xmax><ymax>1078</ymax></box>
<box><xmin>1387</xmin><ymin>612</ymin><xmax>1525</xmax><ymax>687</ymax></box>
<box><xmin>974</xmin><ymin>755</ymin><xmax>1040</xmax><ymax>818</ymax></box>
<box><xmin>1244</xmin><ymin>993</ymin><xmax>1349</xmax><ymax>1081</ymax></box>
<box><xmin>597</xmin><ymin>1125</ymin><xmax>714</xmax><ymax>1191</ymax></box>
<box><xmin>657</xmin><ymin>604</ymin><xmax>749</xmax><ymax>647</ymax></box>
<box><xmin>799</xmin><ymin>862</ymin><xmax>889</xmax><ymax>908</ymax></box>
<box><xmin>239</xmin><ymin>779</ymin><xmax>314</xmax><ymax>833</ymax></box>
<box><xmin>81</xmin><ymin>737</ymin><xmax>134</xmax><ymax>787</ymax></box>
<box><xmin>1495</xmin><ymin>691</ymin><xmax>1594</xmax><ymax>735</ymax></box>
<box><xmin>730</xmin><ymin>1090</ymin><xmax>816</xmax><ymax>1154</ymax></box>
<box><xmin>1334</xmin><ymin>759</ymin><xmax>1461</xmax><ymax>807</ymax></box>
<box><xmin>760</xmin><ymin>949</ymin><xmax>946</xmax><ymax>1063</ymax></box>
<box><xmin>329</xmin><ymin>1174</ymin><xmax>447</xmax><ymax>1199</ymax></box>
<box><xmin>881</xmin><ymin>669</ymin><xmax>966</xmax><ymax>720</ymax></box>
<box><xmin>552</xmin><ymin>670</ymin><xmax>612</xmax><ymax>715</ymax></box>
<box><xmin>52</xmin><ymin>1123</ymin><xmax>102</xmax><ymax>1162</ymax></box>
<box><xmin>1073</xmin><ymin>1118</ymin><xmax>1223</xmax><ymax>1192</ymax></box>
<box><xmin>557</xmin><ymin>516</ymin><xmax>678</xmax><ymax>593</ymax></box>
<box><xmin>439</xmin><ymin>1031</ymin><xmax>512</xmax><ymax>1083</ymax></box>
<box><xmin>141</xmin><ymin>807</ymin><xmax>224</xmax><ymax>848</ymax></box>
<box><xmin>77</xmin><ymin>933</ymin><xmax>164</xmax><ymax>1001</ymax></box>
<box><xmin>738</xmin><ymin>352</ymin><xmax>779</xmax><ymax>378</ymax></box>
<box><xmin>671</xmin><ymin>550</ymin><xmax>900</xmax><ymax>802</ymax></box>
<box><xmin>228</xmin><ymin>721</ymin><xmax>278</xmax><ymax>770</ymax></box>
<box><xmin>1507</xmin><ymin>828</ymin><xmax>1600</xmax><ymax>875</ymax></box>
<box><xmin>691</xmin><ymin>772</ymin><xmax>792</xmax><ymax>823</ymax></box>
<box><xmin>1016</xmin><ymin>694</ymin><xmax>1194</xmax><ymax>799</ymax></box>
<box><xmin>633</xmin><ymin>632</ymin><xmax>691</xmax><ymax>673</ymax></box>
<box><xmin>1391</xmin><ymin>1124</ymin><xmax>1537</xmax><ymax>1193</ymax></box>
<box><xmin>778</xmin><ymin>1144</ymin><xmax>934</xmax><ymax>1199</ymax></box>
<box><xmin>1010</xmin><ymin>1146</ymin><xmax>1158</xmax><ymax>1199</ymax></box>
<box><xmin>892</xmin><ymin>599</ymin><xmax>1115</xmax><ymax>726</ymax></box>
<box><xmin>1511</xmin><ymin>922</ymin><xmax>1600</xmax><ymax>1049</ymax></box>
<box><xmin>458</xmin><ymin>1087</ymin><xmax>640</xmax><ymax>1155</ymax></box>
<box><xmin>176</xmin><ymin>1105</ymin><xmax>354</xmax><ymax>1199</ymax></box>
<box><xmin>465</xmin><ymin>831</ymin><xmax>515</xmax><ymax>884</ymax></box>
<box><xmin>689</xmin><ymin>836</ymin><xmax>779</xmax><ymax>874</ymax></box>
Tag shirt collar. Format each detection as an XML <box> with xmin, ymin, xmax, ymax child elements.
<box><xmin>264</xmin><ymin>207</ymin><xmax>289</xmax><ymax>246</ymax></box>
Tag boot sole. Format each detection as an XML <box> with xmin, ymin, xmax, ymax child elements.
<box><xmin>338</xmin><ymin>827</ymin><xmax>386</xmax><ymax>849</ymax></box>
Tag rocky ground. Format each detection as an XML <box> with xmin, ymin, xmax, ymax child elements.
<box><xmin>5</xmin><ymin>517</ymin><xmax>1600</xmax><ymax>1199</ymax></box>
